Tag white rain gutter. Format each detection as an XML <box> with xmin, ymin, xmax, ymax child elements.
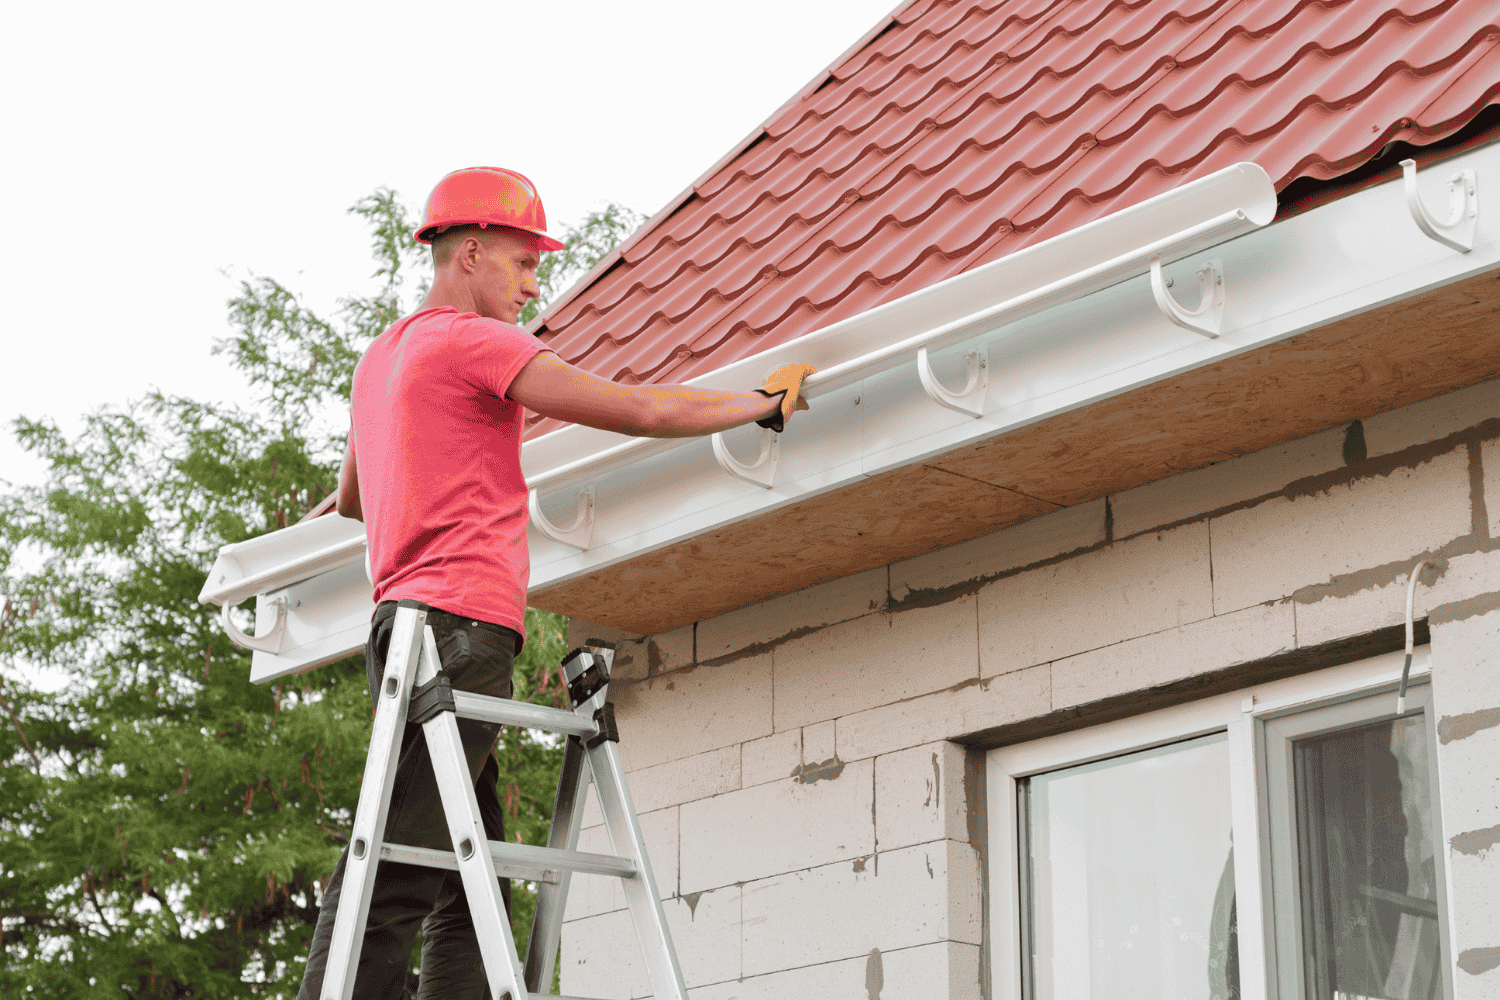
<box><xmin>200</xmin><ymin>146</ymin><xmax>1498</xmax><ymax>683</ymax></box>
<box><xmin>519</xmin><ymin>162</ymin><xmax>1277</xmax><ymax>502</ymax></box>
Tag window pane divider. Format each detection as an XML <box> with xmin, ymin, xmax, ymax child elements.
<box><xmin>986</xmin><ymin>768</ymin><xmax>1023</xmax><ymax>1000</ymax></box>
<box><xmin>1228</xmin><ymin>715</ymin><xmax>1277</xmax><ymax>1000</ymax></box>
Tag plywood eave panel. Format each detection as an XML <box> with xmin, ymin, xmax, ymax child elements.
<box><xmin>530</xmin><ymin>270</ymin><xmax>1500</xmax><ymax>635</ymax></box>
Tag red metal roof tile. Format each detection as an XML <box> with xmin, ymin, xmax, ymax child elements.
<box><xmin>526</xmin><ymin>0</ymin><xmax>1500</xmax><ymax>439</ymax></box>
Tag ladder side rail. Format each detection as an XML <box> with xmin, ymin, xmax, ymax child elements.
<box><xmin>321</xmin><ymin>604</ymin><xmax>425</xmax><ymax>1000</ymax></box>
<box><xmin>589</xmin><ymin>737</ymin><xmax>690</xmax><ymax>1000</ymax></box>
<box><xmin>524</xmin><ymin>735</ymin><xmax>593</xmax><ymax>992</ymax></box>
<box><xmin>415</xmin><ymin>624</ymin><xmax>530</xmax><ymax>1000</ymax></box>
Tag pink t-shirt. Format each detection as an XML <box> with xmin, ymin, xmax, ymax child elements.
<box><xmin>351</xmin><ymin>306</ymin><xmax>549</xmax><ymax>639</ymax></box>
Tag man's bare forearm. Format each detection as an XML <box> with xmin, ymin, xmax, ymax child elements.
<box><xmin>622</xmin><ymin>383</ymin><xmax>780</xmax><ymax>437</ymax></box>
<box><xmin>510</xmin><ymin>352</ymin><xmax>783</xmax><ymax>437</ymax></box>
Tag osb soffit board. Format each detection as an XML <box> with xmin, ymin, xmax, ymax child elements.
<box><xmin>530</xmin><ymin>270</ymin><xmax>1500</xmax><ymax>635</ymax></box>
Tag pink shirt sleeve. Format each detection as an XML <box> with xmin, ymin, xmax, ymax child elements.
<box><xmin>451</xmin><ymin>316</ymin><xmax>551</xmax><ymax>400</ymax></box>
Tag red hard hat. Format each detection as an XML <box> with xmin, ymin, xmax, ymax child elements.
<box><xmin>414</xmin><ymin>166</ymin><xmax>565</xmax><ymax>251</ymax></box>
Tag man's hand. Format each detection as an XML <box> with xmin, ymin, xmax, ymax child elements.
<box><xmin>509</xmin><ymin>351</ymin><xmax>817</xmax><ymax>439</ymax></box>
<box><xmin>754</xmin><ymin>363</ymin><xmax>818</xmax><ymax>432</ymax></box>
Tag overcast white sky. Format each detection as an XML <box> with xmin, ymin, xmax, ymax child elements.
<box><xmin>1</xmin><ymin>0</ymin><xmax>898</xmax><ymax>487</ymax></box>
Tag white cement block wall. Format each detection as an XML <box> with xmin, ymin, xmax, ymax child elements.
<box><xmin>561</xmin><ymin>376</ymin><xmax>1500</xmax><ymax>999</ymax></box>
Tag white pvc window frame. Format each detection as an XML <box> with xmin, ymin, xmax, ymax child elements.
<box><xmin>986</xmin><ymin>646</ymin><xmax>1450</xmax><ymax>1000</ymax></box>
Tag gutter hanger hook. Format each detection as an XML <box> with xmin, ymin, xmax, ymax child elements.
<box><xmin>1402</xmin><ymin>158</ymin><xmax>1476</xmax><ymax>252</ymax></box>
<box><xmin>712</xmin><ymin>427</ymin><xmax>780</xmax><ymax>488</ymax></box>
<box><xmin>220</xmin><ymin>596</ymin><xmax>288</xmax><ymax>654</ymax></box>
<box><xmin>1150</xmin><ymin>255</ymin><xmax>1224</xmax><ymax>338</ymax></box>
<box><xmin>917</xmin><ymin>345</ymin><xmax>988</xmax><ymax>418</ymax></box>
<box><xmin>529</xmin><ymin>485</ymin><xmax>595</xmax><ymax>549</ymax></box>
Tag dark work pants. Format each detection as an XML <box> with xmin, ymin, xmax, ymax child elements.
<box><xmin>298</xmin><ymin>601</ymin><xmax>520</xmax><ymax>1000</ymax></box>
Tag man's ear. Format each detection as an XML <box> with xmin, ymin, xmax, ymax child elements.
<box><xmin>458</xmin><ymin>234</ymin><xmax>485</xmax><ymax>273</ymax></box>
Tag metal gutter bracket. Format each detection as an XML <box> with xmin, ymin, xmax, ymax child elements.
<box><xmin>529</xmin><ymin>485</ymin><xmax>595</xmax><ymax>549</ymax></box>
<box><xmin>917</xmin><ymin>344</ymin><xmax>988</xmax><ymax>418</ymax></box>
<box><xmin>1402</xmin><ymin>158</ymin><xmax>1476</xmax><ymax>252</ymax></box>
<box><xmin>1150</xmin><ymin>255</ymin><xmax>1224</xmax><ymax>338</ymax></box>
<box><xmin>220</xmin><ymin>595</ymin><xmax>287</xmax><ymax>653</ymax></box>
<box><xmin>711</xmin><ymin>427</ymin><xmax>779</xmax><ymax>489</ymax></box>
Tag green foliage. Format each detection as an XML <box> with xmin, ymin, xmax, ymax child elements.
<box><xmin>0</xmin><ymin>191</ymin><xmax>637</xmax><ymax>996</ymax></box>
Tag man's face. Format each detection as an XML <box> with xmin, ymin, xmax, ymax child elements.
<box><xmin>472</xmin><ymin>229</ymin><xmax>543</xmax><ymax>324</ymax></box>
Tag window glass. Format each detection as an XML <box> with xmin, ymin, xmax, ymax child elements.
<box><xmin>1293</xmin><ymin>713</ymin><xmax>1443</xmax><ymax>1000</ymax></box>
<box><xmin>1021</xmin><ymin>733</ymin><xmax>1239</xmax><ymax>1000</ymax></box>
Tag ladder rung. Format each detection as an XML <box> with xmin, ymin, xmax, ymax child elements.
<box><xmin>380</xmin><ymin>842</ymin><xmax>561</xmax><ymax>884</ymax></box>
<box><xmin>379</xmin><ymin>840</ymin><xmax>637</xmax><ymax>882</ymax></box>
<box><xmin>496</xmin><ymin>840</ymin><xmax>637</xmax><ymax>879</ymax></box>
<box><xmin>450</xmin><ymin>691</ymin><xmax>599</xmax><ymax>738</ymax></box>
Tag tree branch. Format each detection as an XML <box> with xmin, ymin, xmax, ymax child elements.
<box><xmin>0</xmin><ymin>685</ymin><xmax>42</xmax><ymax>774</ymax></box>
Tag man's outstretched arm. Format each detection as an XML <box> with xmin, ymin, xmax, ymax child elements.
<box><xmin>508</xmin><ymin>351</ymin><xmax>812</xmax><ymax>438</ymax></box>
<box><xmin>337</xmin><ymin>434</ymin><xmax>362</xmax><ymax>521</ymax></box>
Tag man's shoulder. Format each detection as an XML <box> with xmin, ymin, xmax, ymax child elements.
<box><xmin>447</xmin><ymin>313</ymin><xmax>529</xmax><ymax>342</ymax></box>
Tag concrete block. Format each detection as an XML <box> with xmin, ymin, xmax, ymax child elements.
<box><xmin>567</xmin><ymin>823</ymin><xmax>625</xmax><ymax>919</ymax></box>
<box><xmin>663</xmin><ymin>885</ymin><xmax>742</xmax><ymax>989</ymax></box>
<box><xmin>881</xmin><ymin>941</ymin><xmax>984</xmax><ymax>1000</ymax></box>
<box><xmin>566</xmin><ymin>806</ymin><xmax>679</xmax><ymax>921</ymax></box>
<box><xmin>802</xmin><ymin>721</ymin><xmax>835</xmax><ymax>767</ymax></box>
<box><xmin>611</xmin><ymin>623</ymin><xmax>697</xmax><ymax>682</ymax></box>
<box><xmin>1431</xmin><ymin>609</ymin><xmax>1500</xmax><ymax>839</ymax></box>
<box><xmin>1362</xmin><ymin>377</ymin><xmax>1500</xmax><ymax>458</ymax></box>
<box><xmin>1294</xmin><ymin>548</ymin><xmax>1500</xmax><ymax>648</ymax></box>
<box><xmin>696</xmin><ymin>567</ymin><xmax>887</xmax><ymax>663</ymax></box>
<box><xmin>560</xmin><ymin>907</ymin><xmax>649</xmax><ymax>1000</ymax></box>
<box><xmin>1448</xmin><ymin>848</ymin><xmax>1500</xmax><ymax>997</ymax></box>
<box><xmin>741</xmin><ymin>730</ymin><xmax>800</xmax><ymax>787</ymax></box>
<box><xmin>612</xmin><ymin>654</ymin><xmax>772</xmax><ymax>772</ymax></box>
<box><xmin>875</xmin><ymin>742</ymin><xmax>971</xmax><ymax>850</ymax></box>
<box><xmin>1111</xmin><ymin>427</ymin><xmax>1345</xmax><ymax>538</ymax></box>
<box><xmin>582</xmin><ymin>780</ymin><xmax>603</xmax><ymax>830</ymax></box>
<box><xmin>772</xmin><ymin>596</ymin><xmax>979</xmax><ymax>732</ymax></box>
<box><xmin>740</xmin><ymin>842</ymin><xmax>980</xmax><ymax>976</ymax></box>
<box><xmin>837</xmin><ymin>664</ymin><xmax>1051</xmax><ymax>762</ymax></box>
<box><xmin>1210</xmin><ymin>448</ymin><xmax>1472</xmax><ymax>614</ymax></box>
<box><xmin>679</xmin><ymin>759</ymin><xmax>874</xmax><ymax>893</ymax></box>
<box><xmin>1429</xmin><ymin>588</ymin><xmax>1500</xmax><ymax>711</ymax></box>
<box><xmin>1051</xmin><ymin>603</ymin><xmax>1295</xmax><ymax>708</ymax></box>
<box><xmin>688</xmin><ymin>942</ymin><xmax>979</xmax><ymax>1000</ymax></box>
<box><xmin>569</xmin><ymin>618</ymin><xmax>643</xmax><ymax>679</ymax></box>
<box><xmin>1485</xmin><ymin>437</ymin><xmax>1500</xmax><ymax>540</ymax></box>
<box><xmin>977</xmin><ymin>523</ymin><xmax>1213</xmax><ymax>676</ymax></box>
<box><xmin>1439</xmin><ymin>727</ymin><xmax>1500</xmax><ymax>840</ymax></box>
<box><xmin>626</xmin><ymin>745</ymin><xmax>741</xmax><ymax>815</ymax></box>
<box><xmin>642</xmin><ymin>806</ymin><xmax>680</xmax><ymax>901</ymax></box>
<box><xmin>891</xmin><ymin>499</ymin><xmax>1107</xmax><ymax>603</ymax></box>
<box><xmin>687</xmin><ymin>953</ymin><xmax>865</xmax><ymax>1000</ymax></box>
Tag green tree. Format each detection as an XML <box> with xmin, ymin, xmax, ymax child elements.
<box><xmin>0</xmin><ymin>193</ymin><xmax>640</xmax><ymax>996</ymax></box>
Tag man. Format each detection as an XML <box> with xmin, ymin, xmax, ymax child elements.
<box><xmin>297</xmin><ymin>166</ymin><xmax>814</xmax><ymax>999</ymax></box>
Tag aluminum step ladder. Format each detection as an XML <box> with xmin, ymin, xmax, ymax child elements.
<box><xmin>321</xmin><ymin>599</ymin><xmax>687</xmax><ymax>1000</ymax></box>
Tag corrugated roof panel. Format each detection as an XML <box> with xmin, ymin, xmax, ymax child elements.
<box><xmin>525</xmin><ymin>0</ymin><xmax>1500</xmax><ymax>440</ymax></box>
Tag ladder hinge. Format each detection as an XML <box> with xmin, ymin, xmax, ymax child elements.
<box><xmin>410</xmin><ymin>675</ymin><xmax>456</xmax><ymax>724</ymax></box>
<box><xmin>586</xmin><ymin>702</ymin><xmax>620</xmax><ymax>749</ymax></box>
<box><xmin>566</xmin><ymin>657</ymin><xmax>609</xmax><ymax>707</ymax></box>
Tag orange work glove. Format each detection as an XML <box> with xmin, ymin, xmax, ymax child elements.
<box><xmin>754</xmin><ymin>362</ymin><xmax>817</xmax><ymax>432</ymax></box>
